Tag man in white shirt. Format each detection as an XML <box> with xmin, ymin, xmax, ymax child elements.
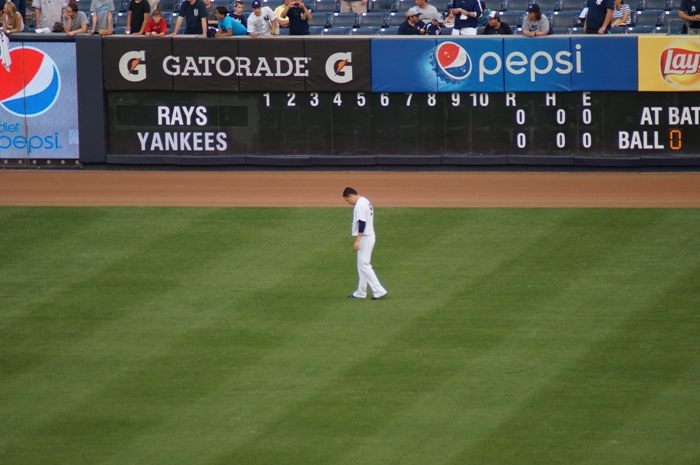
<box><xmin>33</xmin><ymin>0</ymin><xmax>64</xmax><ymax>30</ymax></box>
<box><xmin>343</xmin><ymin>187</ymin><xmax>388</xmax><ymax>300</ymax></box>
<box><xmin>247</xmin><ymin>0</ymin><xmax>277</xmax><ymax>36</ymax></box>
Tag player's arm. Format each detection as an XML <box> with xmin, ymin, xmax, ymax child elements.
<box><xmin>354</xmin><ymin>221</ymin><xmax>365</xmax><ymax>250</ymax></box>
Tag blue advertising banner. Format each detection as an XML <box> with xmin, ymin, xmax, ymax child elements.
<box><xmin>502</xmin><ymin>37</ymin><xmax>574</xmax><ymax>92</ymax></box>
<box><xmin>435</xmin><ymin>37</ymin><xmax>505</xmax><ymax>93</ymax></box>
<box><xmin>0</xmin><ymin>42</ymin><xmax>79</xmax><ymax>159</ymax></box>
<box><xmin>371</xmin><ymin>38</ymin><xmax>439</xmax><ymax>93</ymax></box>
<box><xmin>371</xmin><ymin>36</ymin><xmax>639</xmax><ymax>93</ymax></box>
<box><xmin>571</xmin><ymin>36</ymin><xmax>638</xmax><ymax>91</ymax></box>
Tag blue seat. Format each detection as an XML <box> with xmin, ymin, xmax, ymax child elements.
<box><xmin>349</xmin><ymin>26</ymin><xmax>375</xmax><ymax>33</ymax></box>
<box><xmin>503</xmin><ymin>0</ymin><xmax>529</xmax><ymax>11</ymax></box>
<box><xmin>370</xmin><ymin>0</ymin><xmax>396</xmax><ymax>10</ymax></box>
<box><xmin>536</xmin><ymin>0</ymin><xmax>557</xmax><ymax>11</ymax></box>
<box><xmin>386</xmin><ymin>11</ymin><xmax>407</xmax><ymax>26</ymax></box>
<box><xmin>375</xmin><ymin>25</ymin><xmax>399</xmax><ymax>33</ymax></box>
<box><xmin>627</xmin><ymin>24</ymin><xmax>657</xmax><ymax>32</ymax></box>
<box><xmin>312</xmin><ymin>0</ymin><xmax>339</xmax><ymax>13</ymax></box>
<box><xmin>498</xmin><ymin>10</ymin><xmax>522</xmax><ymax>26</ymax></box>
<box><xmin>308</xmin><ymin>12</ymin><xmax>330</xmax><ymax>27</ymax></box>
<box><xmin>322</xmin><ymin>25</ymin><xmax>352</xmax><ymax>34</ymax></box>
<box><xmin>359</xmin><ymin>11</ymin><xmax>388</xmax><ymax>27</ymax></box>
<box><xmin>549</xmin><ymin>10</ymin><xmax>576</xmax><ymax>27</ymax></box>
<box><xmin>556</xmin><ymin>0</ymin><xmax>583</xmax><ymax>11</ymax></box>
<box><xmin>633</xmin><ymin>10</ymin><xmax>661</xmax><ymax>26</ymax></box>
<box><xmin>330</xmin><ymin>11</ymin><xmax>359</xmax><ymax>27</ymax></box>
<box><xmin>640</xmin><ymin>0</ymin><xmax>668</xmax><ymax>10</ymax></box>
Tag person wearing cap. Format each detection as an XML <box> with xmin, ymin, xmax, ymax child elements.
<box><xmin>483</xmin><ymin>10</ymin><xmax>512</xmax><ymax>34</ymax></box>
<box><xmin>398</xmin><ymin>6</ymin><xmax>427</xmax><ymax>34</ymax></box>
<box><xmin>171</xmin><ymin>0</ymin><xmax>208</xmax><ymax>37</ymax></box>
<box><xmin>449</xmin><ymin>0</ymin><xmax>482</xmax><ymax>35</ymax></box>
<box><xmin>522</xmin><ymin>3</ymin><xmax>549</xmax><ymax>36</ymax></box>
<box><xmin>247</xmin><ymin>0</ymin><xmax>278</xmax><ymax>36</ymax></box>
<box><xmin>425</xmin><ymin>11</ymin><xmax>443</xmax><ymax>34</ymax></box>
<box><xmin>412</xmin><ymin>0</ymin><xmax>438</xmax><ymax>21</ymax></box>
<box><xmin>584</xmin><ymin>0</ymin><xmax>613</xmax><ymax>34</ymax></box>
<box><xmin>280</xmin><ymin>0</ymin><xmax>312</xmax><ymax>35</ymax></box>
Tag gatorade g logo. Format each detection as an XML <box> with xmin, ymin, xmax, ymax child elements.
<box><xmin>325</xmin><ymin>52</ymin><xmax>353</xmax><ymax>84</ymax></box>
<box><xmin>660</xmin><ymin>39</ymin><xmax>700</xmax><ymax>89</ymax></box>
<box><xmin>120</xmin><ymin>51</ymin><xmax>147</xmax><ymax>82</ymax></box>
<box><xmin>433</xmin><ymin>41</ymin><xmax>471</xmax><ymax>83</ymax></box>
<box><xmin>0</xmin><ymin>47</ymin><xmax>60</xmax><ymax>117</ymax></box>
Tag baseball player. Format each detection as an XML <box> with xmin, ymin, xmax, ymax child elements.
<box><xmin>343</xmin><ymin>187</ymin><xmax>388</xmax><ymax>300</ymax></box>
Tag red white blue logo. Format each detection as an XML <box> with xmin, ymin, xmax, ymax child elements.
<box><xmin>0</xmin><ymin>47</ymin><xmax>61</xmax><ymax>118</ymax></box>
<box><xmin>433</xmin><ymin>42</ymin><xmax>471</xmax><ymax>83</ymax></box>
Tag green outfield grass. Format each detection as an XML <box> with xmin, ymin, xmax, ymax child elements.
<box><xmin>1</xmin><ymin>207</ymin><xmax>698</xmax><ymax>465</ymax></box>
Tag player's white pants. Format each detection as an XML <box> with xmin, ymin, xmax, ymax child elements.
<box><xmin>353</xmin><ymin>235</ymin><xmax>387</xmax><ymax>299</ymax></box>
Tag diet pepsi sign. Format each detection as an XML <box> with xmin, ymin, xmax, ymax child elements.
<box><xmin>0</xmin><ymin>43</ymin><xmax>79</xmax><ymax>159</ymax></box>
<box><xmin>1</xmin><ymin>47</ymin><xmax>60</xmax><ymax>117</ymax></box>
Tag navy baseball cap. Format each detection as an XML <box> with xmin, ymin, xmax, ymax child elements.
<box><xmin>526</xmin><ymin>3</ymin><xmax>540</xmax><ymax>12</ymax></box>
<box><xmin>252</xmin><ymin>0</ymin><xmax>261</xmax><ymax>7</ymax></box>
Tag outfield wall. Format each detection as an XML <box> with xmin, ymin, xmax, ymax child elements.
<box><xmin>3</xmin><ymin>34</ymin><xmax>700</xmax><ymax>167</ymax></box>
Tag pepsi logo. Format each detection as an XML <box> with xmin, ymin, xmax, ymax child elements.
<box><xmin>0</xmin><ymin>47</ymin><xmax>61</xmax><ymax>117</ymax></box>
<box><xmin>433</xmin><ymin>42</ymin><xmax>472</xmax><ymax>83</ymax></box>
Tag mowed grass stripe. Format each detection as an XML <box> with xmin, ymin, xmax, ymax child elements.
<box><xmin>1</xmin><ymin>208</ymin><xmax>698</xmax><ymax>465</ymax></box>
<box><xmin>0</xmin><ymin>208</ymin><xmax>348</xmax><ymax>464</ymax></box>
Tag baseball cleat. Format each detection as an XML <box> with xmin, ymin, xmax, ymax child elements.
<box><xmin>371</xmin><ymin>293</ymin><xmax>388</xmax><ymax>300</ymax></box>
<box><xmin>348</xmin><ymin>294</ymin><xmax>364</xmax><ymax>299</ymax></box>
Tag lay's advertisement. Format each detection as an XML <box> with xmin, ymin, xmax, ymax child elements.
<box><xmin>0</xmin><ymin>42</ymin><xmax>79</xmax><ymax>159</ymax></box>
<box><xmin>638</xmin><ymin>36</ymin><xmax>700</xmax><ymax>92</ymax></box>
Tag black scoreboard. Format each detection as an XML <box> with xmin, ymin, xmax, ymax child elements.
<box><xmin>107</xmin><ymin>91</ymin><xmax>700</xmax><ymax>159</ymax></box>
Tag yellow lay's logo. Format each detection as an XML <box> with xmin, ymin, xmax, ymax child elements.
<box><xmin>660</xmin><ymin>39</ymin><xmax>700</xmax><ymax>89</ymax></box>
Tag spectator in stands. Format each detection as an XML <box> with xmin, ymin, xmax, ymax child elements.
<box><xmin>126</xmin><ymin>0</ymin><xmax>151</xmax><ymax>34</ymax></box>
<box><xmin>398</xmin><ymin>6</ymin><xmax>426</xmax><ymax>33</ymax></box>
<box><xmin>213</xmin><ymin>5</ymin><xmax>247</xmax><ymax>34</ymax></box>
<box><xmin>584</xmin><ymin>0</ymin><xmax>613</xmax><ymax>33</ymax></box>
<box><xmin>425</xmin><ymin>11</ymin><xmax>443</xmax><ymax>34</ymax></box>
<box><xmin>340</xmin><ymin>0</ymin><xmax>367</xmax><ymax>14</ymax></box>
<box><xmin>63</xmin><ymin>3</ymin><xmax>88</xmax><ymax>35</ymax></box>
<box><xmin>34</xmin><ymin>0</ymin><xmax>64</xmax><ymax>31</ymax></box>
<box><xmin>280</xmin><ymin>0</ymin><xmax>312</xmax><ymax>34</ymax></box>
<box><xmin>575</xmin><ymin>6</ymin><xmax>588</xmax><ymax>25</ymax></box>
<box><xmin>89</xmin><ymin>0</ymin><xmax>115</xmax><ymax>34</ymax></box>
<box><xmin>203</xmin><ymin>0</ymin><xmax>218</xmax><ymax>25</ymax></box>
<box><xmin>231</xmin><ymin>0</ymin><xmax>247</xmax><ymax>27</ymax></box>
<box><xmin>483</xmin><ymin>10</ymin><xmax>512</xmax><ymax>33</ymax></box>
<box><xmin>144</xmin><ymin>8</ymin><xmax>168</xmax><ymax>35</ymax></box>
<box><xmin>450</xmin><ymin>0</ymin><xmax>481</xmax><ymax>35</ymax></box>
<box><xmin>171</xmin><ymin>0</ymin><xmax>208</xmax><ymax>36</ymax></box>
<box><xmin>522</xmin><ymin>3</ymin><xmax>549</xmax><ymax>36</ymax></box>
<box><xmin>413</xmin><ymin>0</ymin><xmax>438</xmax><ymax>21</ymax></box>
<box><xmin>274</xmin><ymin>2</ymin><xmax>290</xmax><ymax>27</ymax></box>
<box><xmin>678</xmin><ymin>0</ymin><xmax>700</xmax><ymax>34</ymax></box>
<box><xmin>610</xmin><ymin>0</ymin><xmax>631</xmax><ymax>27</ymax></box>
<box><xmin>476</xmin><ymin>0</ymin><xmax>491</xmax><ymax>28</ymax></box>
<box><xmin>2</xmin><ymin>1</ymin><xmax>24</xmax><ymax>32</ymax></box>
<box><xmin>247</xmin><ymin>0</ymin><xmax>278</xmax><ymax>36</ymax></box>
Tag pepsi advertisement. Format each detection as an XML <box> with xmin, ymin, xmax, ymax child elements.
<box><xmin>370</xmin><ymin>37</ymin><xmax>638</xmax><ymax>93</ymax></box>
<box><xmin>0</xmin><ymin>42</ymin><xmax>79</xmax><ymax>160</ymax></box>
